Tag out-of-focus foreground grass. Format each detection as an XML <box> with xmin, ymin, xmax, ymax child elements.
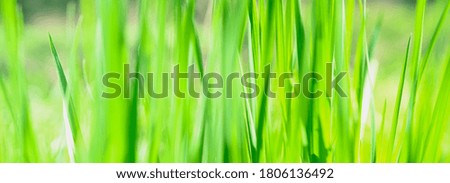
<box><xmin>0</xmin><ymin>0</ymin><xmax>449</xmax><ymax>162</ymax></box>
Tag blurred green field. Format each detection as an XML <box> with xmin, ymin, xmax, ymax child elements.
<box><xmin>1</xmin><ymin>0</ymin><xmax>450</xmax><ymax>162</ymax></box>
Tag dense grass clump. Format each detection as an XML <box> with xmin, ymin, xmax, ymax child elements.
<box><xmin>0</xmin><ymin>0</ymin><xmax>449</xmax><ymax>162</ymax></box>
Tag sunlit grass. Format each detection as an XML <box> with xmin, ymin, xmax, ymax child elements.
<box><xmin>0</xmin><ymin>0</ymin><xmax>449</xmax><ymax>163</ymax></box>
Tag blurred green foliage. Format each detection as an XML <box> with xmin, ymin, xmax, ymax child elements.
<box><xmin>0</xmin><ymin>0</ymin><xmax>449</xmax><ymax>163</ymax></box>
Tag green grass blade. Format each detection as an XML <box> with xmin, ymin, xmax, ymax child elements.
<box><xmin>405</xmin><ymin>0</ymin><xmax>426</xmax><ymax>162</ymax></box>
<box><xmin>49</xmin><ymin>34</ymin><xmax>82</xmax><ymax>162</ymax></box>
<box><xmin>419</xmin><ymin>0</ymin><xmax>450</xmax><ymax>79</ymax></box>
<box><xmin>389</xmin><ymin>35</ymin><xmax>411</xmax><ymax>161</ymax></box>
